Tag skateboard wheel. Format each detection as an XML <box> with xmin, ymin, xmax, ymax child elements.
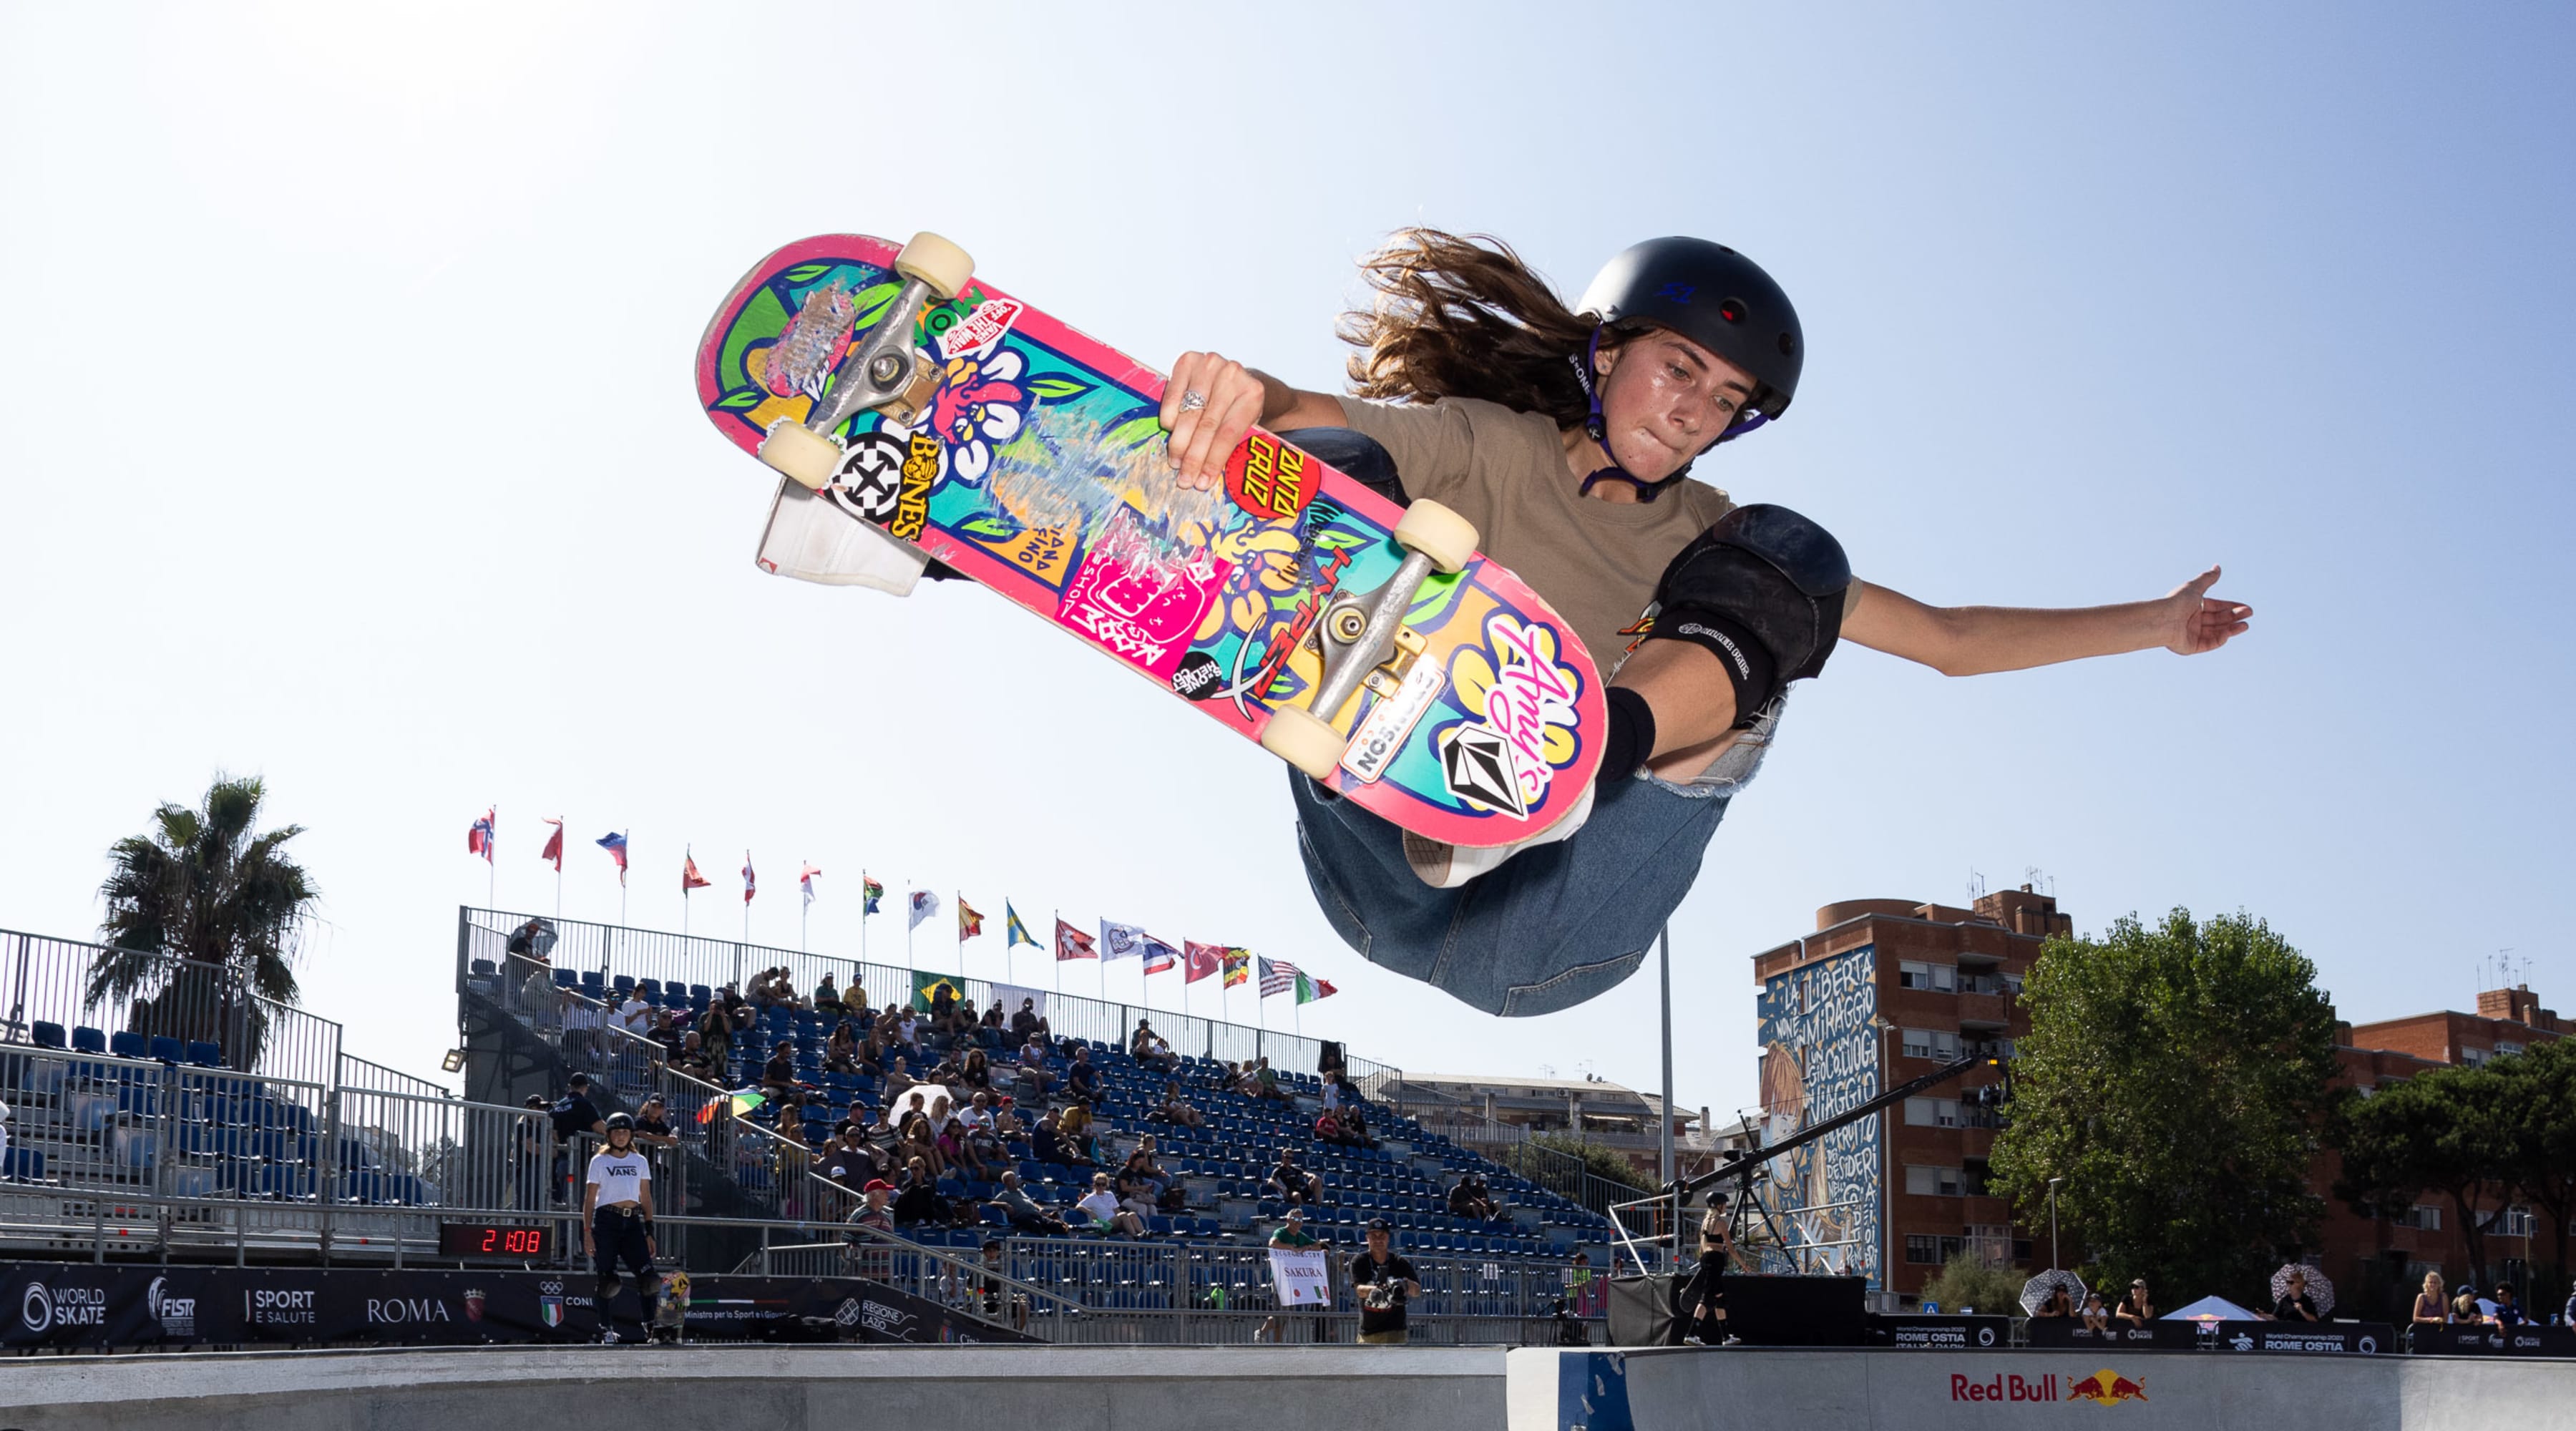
<box><xmin>760</xmin><ymin>422</ymin><xmax>842</xmax><ymax>491</ymax></box>
<box><xmin>894</xmin><ymin>231</ymin><xmax>975</xmax><ymax>302</ymax></box>
<box><xmin>1260</xmin><ymin>705</ymin><xmax>1347</xmax><ymax>781</ymax></box>
<box><xmin>1392</xmin><ymin>499</ymin><xmax>1477</xmax><ymax>575</ymax></box>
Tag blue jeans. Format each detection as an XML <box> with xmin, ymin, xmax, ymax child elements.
<box><xmin>1275</xmin><ymin>426</ymin><xmax>1732</xmax><ymax>1015</ymax></box>
<box><xmin>1291</xmin><ymin>769</ymin><xmax>1729</xmax><ymax>1016</ymax></box>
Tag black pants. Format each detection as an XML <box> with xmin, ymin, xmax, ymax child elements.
<box><xmin>1680</xmin><ymin>1253</ymin><xmax>1727</xmax><ymax>1332</ymax></box>
<box><xmin>590</xmin><ymin>1204</ymin><xmax>658</xmax><ymax>1312</ymax></box>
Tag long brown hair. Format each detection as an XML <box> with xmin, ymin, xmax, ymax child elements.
<box><xmin>1339</xmin><ymin>228</ymin><xmax>1642</xmax><ymax>426</ymax></box>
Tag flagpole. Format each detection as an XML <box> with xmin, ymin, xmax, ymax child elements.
<box><xmin>904</xmin><ymin>876</ymin><xmax>914</xmax><ymax>974</ymax></box>
<box><xmin>488</xmin><ymin>805</ymin><xmax>496</xmax><ymax>909</ymax></box>
<box><xmin>861</xmin><ymin>869</ymin><xmax>869</xmax><ymax>968</ymax></box>
<box><xmin>1051</xmin><ymin>909</ymin><xmax>1061</xmax><ymax>995</ymax></box>
<box><xmin>955</xmin><ymin>890</ymin><xmax>962</xmax><ymax>975</ymax></box>
<box><xmin>620</xmin><ymin>832</ymin><xmax>629</xmax><ymax>927</ymax></box>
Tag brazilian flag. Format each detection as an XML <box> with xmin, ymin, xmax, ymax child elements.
<box><xmin>912</xmin><ymin>969</ymin><xmax>966</xmax><ymax>1012</ymax></box>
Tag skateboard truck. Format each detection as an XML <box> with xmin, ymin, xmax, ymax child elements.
<box><xmin>1261</xmin><ymin>500</ymin><xmax>1478</xmax><ymax>781</ymax></box>
<box><xmin>756</xmin><ymin>232</ymin><xmax>977</xmax><ymax>492</ymax></box>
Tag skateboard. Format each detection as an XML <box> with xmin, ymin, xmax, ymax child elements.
<box><xmin>695</xmin><ymin>233</ymin><xmax>1603</xmax><ymax>846</ymax></box>
<box><xmin>650</xmin><ymin>1268</ymin><xmax>689</xmax><ymax>1344</ymax></box>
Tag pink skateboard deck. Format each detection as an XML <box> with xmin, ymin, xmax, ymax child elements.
<box><xmin>696</xmin><ymin>234</ymin><xmax>1603</xmax><ymax>846</ymax></box>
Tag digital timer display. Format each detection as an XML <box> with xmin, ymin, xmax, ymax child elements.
<box><xmin>438</xmin><ymin>1222</ymin><xmax>551</xmax><ymax>1259</ymax></box>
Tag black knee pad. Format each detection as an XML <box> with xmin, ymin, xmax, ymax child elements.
<box><xmin>1276</xmin><ymin>428</ymin><xmax>1406</xmax><ymax>504</ymax></box>
<box><xmin>1647</xmin><ymin>504</ymin><xmax>1848</xmax><ymax>713</ymax></box>
<box><xmin>597</xmin><ymin>1272</ymin><xmax>622</xmax><ymax>1302</ymax></box>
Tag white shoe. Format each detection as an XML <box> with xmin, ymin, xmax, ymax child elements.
<box><xmin>1681</xmin><ymin>1334</ymin><xmax>1707</xmax><ymax>1347</ymax></box>
<box><xmin>753</xmin><ymin>477</ymin><xmax>930</xmax><ymax>595</ymax></box>
<box><xmin>1402</xmin><ymin>783</ymin><xmax>1596</xmax><ymax>889</ymax></box>
<box><xmin>600</xmin><ymin>1327</ymin><xmax>620</xmax><ymax>1345</ymax></box>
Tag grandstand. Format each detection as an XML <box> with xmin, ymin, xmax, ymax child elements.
<box><xmin>0</xmin><ymin>912</ymin><xmax>1645</xmax><ymax>1344</ymax></box>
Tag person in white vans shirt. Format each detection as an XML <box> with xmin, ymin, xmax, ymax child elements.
<box><xmin>583</xmin><ymin>1111</ymin><xmax>660</xmax><ymax>1344</ymax></box>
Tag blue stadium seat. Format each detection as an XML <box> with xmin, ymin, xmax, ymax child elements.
<box><xmin>612</xmin><ymin>975</ymin><xmax>635</xmax><ymax>994</ymax></box>
<box><xmin>113</xmin><ymin>1127</ymin><xmax>158</xmax><ymax>1171</ymax></box>
<box><xmin>470</xmin><ymin>958</ymin><xmax>497</xmax><ymax>975</ymax></box>
<box><xmin>1</xmin><ymin>1147</ymin><xmax>44</xmax><ymax>1181</ymax></box>
<box><xmin>117</xmin><ymin>1085</ymin><xmax>160</xmax><ymax>1118</ymax></box>
<box><xmin>186</xmin><ymin>1042</ymin><xmax>222</xmax><ymax>1067</ymax></box>
<box><xmin>552</xmin><ymin>968</ymin><xmax>578</xmax><ymax>989</ymax></box>
<box><xmin>31</xmin><ymin>1021</ymin><xmax>67</xmax><ymax>1049</ymax></box>
<box><xmin>167</xmin><ymin>1166</ymin><xmax>213</xmax><ymax>1197</ymax></box>
<box><xmin>71</xmin><ymin>1026</ymin><xmax>107</xmax><ymax>1054</ymax></box>
<box><xmin>149</xmin><ymin>1035</ymin><xmax>183</xmax><ymax>1063</ymax></box>
<box><xmin>109</xmin><ymin>1030</ymin><xmax>148</xmax><ymax>1060</ymax></box>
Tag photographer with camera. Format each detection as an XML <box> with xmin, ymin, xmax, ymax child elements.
<box><xmin>1350</xmin><ymin>1218</ymin><xmax>1422</xmax><ymax>1345</ymax></box>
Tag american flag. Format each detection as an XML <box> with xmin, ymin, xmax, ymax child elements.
<box><xmin>1259</xmin><ymin>957</ymin><xmax>1300</xmax><ymax>998</ymax></box>
<box><xmin>467</xmin><ymin>809</ymin><xmax>495</xmax><ymax>863</ymax></box>
<box><xmin>595</xmin><ymin>831</ymin><xmax>629</xmax><ymax>886</ymax></box>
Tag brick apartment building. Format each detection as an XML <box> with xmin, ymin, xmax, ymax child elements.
<box><xmin>1750</xmin><ymin>887</ymin><xmax>2567</xmax><ymax>1312</ymax></box>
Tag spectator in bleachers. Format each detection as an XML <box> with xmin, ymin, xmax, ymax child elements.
<box><xmin>895</xmin><ymin>1090</ymin><xmax>932</xmax><ymax>1139</ymax></box>
<box><xmin>647</xmin><ymin>1010</ymin><xmax>686</xmax><ymax>1064</ymax></box>
<box><xmin>2080</xmin><ymin>1292</ymin><xmax>2109</xmax><ymax>1332</ymax></box>
<box><xmin>958</xmin><ymin>1090</ymin><xmax>997</xmax><ymax>1133</ymax></box>
<box><xmin>561</xmin><ymin>995</ymin><xmax>605</xmax><ymax>1063</ymax></box>
<box><xmin>1032</xmin><ymin>1110</ymin><xmax>1093</xmax><ymax>1171</ymax></box>
<box><xmin>942</xmin><ymin>1116</ymin><xmax>995</xmax><ymax>1181</ymax></box>
<box><xmin>1065</xmin><ymin>1045</ymin><xmax>1103</xmax><ymax>1103</ymax></box>
<box><xmin>814</xmin><ymin>974</ymin><xmax>843</xmax><ymax>1015</ymax></box>
<box><xmin>1075</xmin><ymin>1171</ymin><xmax>1146</xmax><ymax>1239</ymax></box>
<box><xmin>1010</xmin><ymin>998</ymin><xmax>1050</xmax><ymax>1047</ymax></box>
<box><xmin>817</xmin><ymin>1123</ymin><xmax>869</xmax><ymax>1189</ymax></box>
<box><xmin>844</xmin><ymin>1180</ymin><xmax>896</xmax><ymax>1277</ymax></box>
<box><xmin>1350</xmin><ymin>1219</ymin><xmax>1422</xmax><ymax>1345</ymax></box>
<box><xmin>1131</xmin><ymin>1020</ymin><xmax>1178</xmax><ymax>1073</ymax></box>
<box><xmin>980</xmin><ymin>999</ymin><xmax>1008</xmax><ymax>1038</ymax></box>
<box><xmin>883</xmin><ymin>1056</ymin><xmax>918</xmax><ymax>1104</ymax></box>
<box><xmin>1339</xmin><ymin>1100</ymin><xmax>1380</xmax><ymax>1149</ymax></box>
<box><xmin>2488</xmin><ymin>1284</ymin><xmax>2526</xmax><ymax>1328</ymax></box>
<box><xmin>1251</xmin><ymin>1057</ymin><xmax>1291</xmax><ymax>1103</ymax></box>
<box><xmin>825</xmin><ymin>1021</ymin><xmax>860</xmax><ymax>1075</ymax></box>
<box><xmin>1015</xmin><ymin>1037</ymin><xmax>1056</xmax><ymax>1100</ymax></box>
<box><xmin>505</xmin><ymin>917</ymin><xmax>557</xmax><ymax>961</ymax></box>
<box><xmin>1130</xmin><ymin>1138</ymin><xmax>1186</xmax><ymax>1213</ymax></box>
<box><xmin>717</xmin><ymin>981</ymin><xmax>748</xmax><ymax>1025</ymax></box>
<box><xmin>1448</xmin><ymin>1173</ymin><xmax>1499</xmax><ymax>1221</ymax></box>
<box><xmin>1060</xmin><ymin>1101</ymin><xmax>1106</xmax><ymax>1164</ymax></box>
<box><xmin>892</xmin><ymin>1155</ymin><xmax>955</xmax><ymax>1227</ymax></box>
<box><xmin>857</xmin><ymin>1022</ymin><xmax>893</xmax><ymax>1077</ymax></box>
<box><xmin>893</xmin><ymin>1007</ymin><xmax>924</xmax><ymax>1056</ymax></box>
<box><xmin>1114</xmin><ymin>1154</ymin><xmax>1161</xmax><ymax>1222</ymax></box>
<box><xmin>1315</xmin><ymin>1108</ymin><xmax>1367</xmax><ymax>1150</ymax></box>
<box><xmin>697</xmin><ymin>1007</ymin><xmax>734</xmax><ymax>1071</ymax></box>
<box><xmin>550</xmin><ymin>1074</ymin><xmax>605</xmax><ymax>1203</ymax></box>
<box><xmin>672</xmin><ymin>1030</ymin><xmax>715</xmax><ymax>1081</ymax></box>
<box><xmin>1268</xmin><ymin>1206</ymin><xmax>1318</xmax><ymax>1249</ymax></box>
<box><xmin>987</xmin><ymin>1170</ymin><xmax>1072</xmax><ymax>1236</ymax></box>
<box><xmin>614</xmin><ymin>990</ymin><xmax>654</xmax><ymax>1040</ymax></box>
<box><xmin>959</xmin><ymin>1047</ymin><xmax>995</xmax><ymax>1095</ymax></box>
<box><xmin>1269</xmin><ymin>1147</ymin><xmax>1323</xmax><ymax>1207</ymax></box>
<box><xmin>760</xmin><ymin>1040</ymin><xmax>801</xmax><ymax>1099</ymax></box>
<box><xmin>843</xmin><ymin>983</ymin><xmax>872</xmax><ymax>1022</ymax></box>
<box><xmin>990</xmin><ymin>1102</ymin><xmax>1028</xmax><ymax>1142</ymax></box>
<box><xmin>1157</xmin><ymin>1081</ymin><xmax>1204</xmax><ymax>1128</ymax></box>
<box><xmin>632</xmin><ymin>1096</ymin><xmax>678</xmax><ymax>1173</ymax></box>
<box><xmin>976</xmin><ymin>1238</ymin><xmax>1030</xmax><ymax>1331</ymax></box>
<box><xmin>899</xmin><ymin>1109</ymin><xmax>946</xmax><ymax>1178</ymax></box>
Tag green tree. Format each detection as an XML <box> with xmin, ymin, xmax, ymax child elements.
<box><xmin>1919</xmin><ymin>1252</ymin><xmax>2031</xmax><ymax>1317</ymax></box>
<box><xmin>2329</xmin><ymin>1063</ymin><xmax>2514</xmax><ymax>1286</ymax></box>
<box><xmin>1989</xmin><ymin>909</ymin><xmax>2343</xmax><ymax>1306</ymax></box>
<box><xmin>92</xmin><ymin>774</ymin><xmax>316</xmax><ymax>1070</ymax></box>
<box><xmin>2494</xmin><ymin>1039</ymin><xmax>2576</xmax><ymax>1304</ymax></box>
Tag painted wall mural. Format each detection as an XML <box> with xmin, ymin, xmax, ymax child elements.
<box><xmin>1754</xmin><ymin>943</ymin><xmax>1882</xmax><ymax>1287</ymax></box>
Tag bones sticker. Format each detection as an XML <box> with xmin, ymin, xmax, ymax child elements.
<box><xmin>826</xmin><ymin>431</ymin><xmax>908</xmax><ymax>523</ymax></box>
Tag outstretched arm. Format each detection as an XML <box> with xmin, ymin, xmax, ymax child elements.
<box><xmin>1842</xmin><ymin>566</ymin><xmax>2251</xmax><ymax>677</ymax></box>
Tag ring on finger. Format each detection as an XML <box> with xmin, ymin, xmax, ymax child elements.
<box><xmin>1179</xmin><ymin>389</ymin><xmax>1207</xmax><ymax>412</ymax></box>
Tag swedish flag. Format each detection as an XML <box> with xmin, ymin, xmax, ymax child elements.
<box><xmin>1005</xmin><ymin>902</ymin><xmax>1040</xmax><ymax>950</ymax></box>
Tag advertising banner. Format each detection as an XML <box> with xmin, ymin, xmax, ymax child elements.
<box><xmin>2406</xmin><ymin>1323</ymin><xmax>2576</xmax><ymax>1357</ymax></box>
<box><xmin>0</xmin><ymin>1264</ymin><xmax>1031</xmax><ymax>1349</ymax></box>
<box><xmin>1269</xmin><ymin>1249</ymin><xmax>1330</xmax><ymax>1307</ymax></box>
<box><xmin>1868</xmin><ymin>1314</ymin><xmax>2011</xmax><ymax>1349</ymax></box>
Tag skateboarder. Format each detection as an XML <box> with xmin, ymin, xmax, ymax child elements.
<box><xmin>1162</xmin><ymin>229</ymin><xmax>2253</xmax><ymax>1017</ymax></box>
<box><xmin>582</xmin><ymin>1112</ymin><xmax>660</xmax><ymax>1344</ymax></box>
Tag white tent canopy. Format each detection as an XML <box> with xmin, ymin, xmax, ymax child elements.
<box><xmin>2163</xmin><ymin>1294</ymin><xmax>2259</xmax><ymax>1323</ymax></box>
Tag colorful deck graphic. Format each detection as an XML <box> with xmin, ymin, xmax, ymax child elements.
<box><xmin>696</xmin><ymin>235</ymin><xmax>1603</xmax><ymax>846</ymax></box>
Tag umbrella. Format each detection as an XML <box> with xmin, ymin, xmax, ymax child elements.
<box><xmin>2269</xmin><ymin>1263</ymin><xmax>2336</xmax><ymax>1317</ymax></box>
<box><xmin>2164</xmin><ymin>1294</ymin><xmax>2258</xmax><ymax>1324</ymax></box>
<box><xmin>2020</xmin><ymin>1269</ymin><xmax>2088</xmax><ymax>1316</ymax></box>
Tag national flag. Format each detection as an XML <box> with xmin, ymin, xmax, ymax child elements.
<box><xmin>467</xmin><ymin>808</ymin><xmax>496</xmax><ymax>863</ymax></box>
<box><xmin>1005</xmin><ymin>903</ymin><xmax>1040</xmax><ymax>951</ymax></box>
<box><xmin>862</xmin><ymin>874</ymin><xmax>884</xmax><ymax>914</ymax></box>
<box><xmin>957</xmin><ymin>898</ymin><xmax>986</xmax><ymax>942</ymax></box>
<box><xmin>911</xmin><ymin>970</ymin><xmax>965</xmax><ymax>1012</ymax></box>
<box><xmin>596</xmin><ymin>831</ymin><xmax>629</xmax><ymax>886</ymax></box>
<box><xmin>682</xmin><ymin>849</ymin><xmax>711</xmax><ymax>893</ymax></box>
<box><xmin>1259</xmin><ymin>957</ymin><xmax>1300</xmax><ymax>998</ymax></box>
<box><xmin>907</xmin><ymin>889</ymin><xmax>940</xmax><ymax>929</ymax></box>
<box><xmin>800</xmin><ymin>863</ymin><xmax>821</xmax><ymax>909</ymax></box>
<box><xmin>1296</xmin><ymin>972</ymin><xmax>1338</xmax><ymax>1005</ymax></box>
<box><xmin>697</xmin><ymin>1088</ymin><xmax>766</xmax><ymax>1124</ymax></box>
<box><xmin>1054</xmin><ymin>919</ymin><xmax>1097</xmax><ymax>962</ymax></box>
<box><xmin>1184</xmin><ymin>941</ymin><xmax>1225</xmax><ymax>985</ymax></box>
<box><xmin>1141</xmin><ymin>935</ymin><xmax>1179</xmax><ymax>975</ymax></box>
<box><xmin>1098</xmin><ymin>920</ymin><xmax>1148</xmax><ymax>962</ymax></box>
<box><xmin>539</xmin><ymin>818</ymin><xmax>564</xmax><ymax>873</ymax></box>
<box><xmin>742</xmin><ymin>851</ymin><xmax>757</xmax><ymax>906</ymax></box>
<box><xmin>1221</xmin><ymin>948</ymin><xmax>1252</xmax><ymax>988</ymax></box>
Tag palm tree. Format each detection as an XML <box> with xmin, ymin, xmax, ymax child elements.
<box><xmin>92</xmin><ymin>774</ymin><xmax>317</xmax><ymax>1070</ymax></box>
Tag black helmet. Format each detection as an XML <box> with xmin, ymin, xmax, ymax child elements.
<box><xmin>605</xmin><ymin>1112</ymin><xmax>635</xmax><ymax>1135</ymax></box>
<box><xmin>1577</xmin><ymin>238</ymin><xmax>1804</xmax><ymax>424</ymax></box>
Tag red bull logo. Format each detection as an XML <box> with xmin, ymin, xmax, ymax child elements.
<box><xmin>2065</xmin><ymin>1369</ymin><xmax>2150</xmax><ymax>1405</ymax></box>
<box><xmin>1948</xmin><ymin>1372</ymin><xmax>2065</xmax><ymax>1403</ymax></box>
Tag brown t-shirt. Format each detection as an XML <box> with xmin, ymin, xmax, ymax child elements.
<box><xmin>1332</xmin><ymin>396</ymin><xmax>1735</xmax><ymax>681</ymax></box>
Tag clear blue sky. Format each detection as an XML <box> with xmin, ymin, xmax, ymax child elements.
<box><xmin>3</xmin><ymin>3</ymin><xmax>2567</xmax><ymax>1128</ymax></box>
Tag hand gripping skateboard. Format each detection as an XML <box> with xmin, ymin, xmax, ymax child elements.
<box><xmin>695</xmin><ymin>233</ymin><xmax>1604</xmax><ymax>847</ymax></box>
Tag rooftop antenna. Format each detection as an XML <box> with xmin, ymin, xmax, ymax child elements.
<box><xmin>1967</xmin><ymin>868</ymin><xmax>1987</xmax><ymax>902</ymax></box>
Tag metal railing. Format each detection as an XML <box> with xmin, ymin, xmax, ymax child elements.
<box><xmin>459</xmin><ymin>907</ymin><xmax>1400</xmax><ymax>1098</ymax></box>
<box><xmin>1</xmin><ymin>928</ymin><xmax>345</xmax><ymax>1088</ymax></box>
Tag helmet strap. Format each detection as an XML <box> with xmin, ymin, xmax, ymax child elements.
<box><xmin>1571</xmin><ymin>325</ymin><xmax>1688</xmax><ymax>502</ymax></box>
